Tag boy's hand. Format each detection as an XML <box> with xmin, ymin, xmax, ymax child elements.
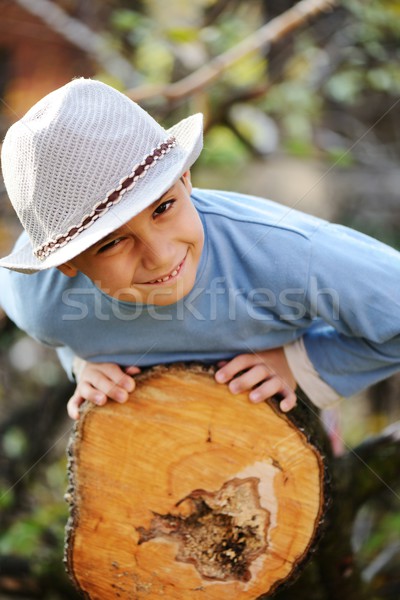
<box><xmin>67</xmin><ymin>362</ymin><xmax>140</xmax><ymax>420</ymax></box>
<box><xmin>215</xmin><ymin>348</ymin><xmax>297</xmax><ymax>412</ymax></box>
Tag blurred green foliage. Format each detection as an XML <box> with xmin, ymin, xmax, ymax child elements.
<box><xmin>354</xmin><ymin>492</ymin><xmax>400</xmax><ymax>598</ymax></box>
<box><xmin>1</xmin><ymin>0</ymin><xmax>400</xmax><ymax>597</ymax></box>
<box><xmin>104</xmin><ymin>0</ymin><xmax>400</xmax><ymax>167</ymax></box>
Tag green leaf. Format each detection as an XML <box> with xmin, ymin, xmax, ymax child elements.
<box><xmin>199</xmin><ymin>126</ymin><xmax>249</xmax><ymax>166</ymax></box>
<box><xmin>2</xmin><ymin>427</ymin><xmax>28</xmax><ymax>459</ymax></box>
<box><xmin>223</xmin><ymin>53</ymin><xmax>267</xmax><ymax>89</ymax></box>
<box><xmin>0</xmin><ymin>485</ymin><xmax>14</xmax><ymax>510</ymax></box>
<box><xmin>325</xmin><ymin>70</ymin><xmax>364</xmax><ymax>104</ymax></box>
<box><xmin>326</xmin><ymin>147</ymin><xmax>355</xmax><ymax>167</ymax></box>
<box><xmin>284</xmin><ymin>138</ymin><xmax>314</xmax><ymax>158</ymax></box>
<box><xmin>167</xmin><ymin>27</ymin><xmax>199</xmax><ymax>44</ymax></box>
<box><xmin>0</xmin><ymin>520</ymin><xmax>42</xmax><ymax>555</ymax></box>
<box><xmin>135</xmin><ymin>40</ymin><xmax>174</xmax><ymax>83</ymax></box>
<box><xmin>111</xmin><ymin>9</ymin><xmax>144</xmax><ymax>32</ymax></box>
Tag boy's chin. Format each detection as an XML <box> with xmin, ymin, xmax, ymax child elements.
<box><xmin>107</xmin><ymin>279</ymin><xmax>196</xmax><ymax>306</ymax></box>
<box><xmin>143</xmin><ymin>279</ymin><xmax>196</xmax><ymax>306</ymax></box>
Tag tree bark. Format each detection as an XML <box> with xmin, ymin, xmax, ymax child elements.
<box><xmin>272</xmin><ymin>421</ymin><xmax>400</xmax><ymax>600</ymax></box>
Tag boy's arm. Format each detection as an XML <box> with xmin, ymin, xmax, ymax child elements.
<box><xmin>216</xmin><ymin>222</ymin><xmax>400</xmax><ymax>410</ymax></box>
<box><xmin>56</xmin><ymin>346</ymin><xmax>78</xmax><ymax>381</ymax></box>
<box><xmin>298</xmin><ymin>222</ymin><xmax>400</xmax><ymax>398</ymax></box>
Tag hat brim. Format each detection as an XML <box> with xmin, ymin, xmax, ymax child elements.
<box><xmin>0</xmin><ymin>113</ymin><xmax>203</xmax><ymax>274</ymax></box>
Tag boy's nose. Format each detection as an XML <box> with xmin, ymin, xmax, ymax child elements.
<box><xmin>140</xmin><ymin>236</ymin><xmax>176</xmax><ymax>271</ymax></box>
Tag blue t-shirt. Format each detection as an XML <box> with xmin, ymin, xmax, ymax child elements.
<box><xmin>1</xmin><ymin>188</ymin><xmax>400</xmax><ymax>397</ymax></box>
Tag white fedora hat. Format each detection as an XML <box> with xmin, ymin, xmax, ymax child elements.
<box><xmin>0</xmin><ymin>78</ymin><xmax>203</xmax><ymax>273</ymax></box>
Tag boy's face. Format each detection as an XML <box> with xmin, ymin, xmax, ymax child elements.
<box><xmin>58</xmin><ymin>172</ymin><xmax>204</xmax><ymax>305</ymax></box>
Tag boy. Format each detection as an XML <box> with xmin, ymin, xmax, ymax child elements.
<box><xmin>1</xmin><ymin>78</ymin><xmax>399</xmax><ymax>420</ymax></box>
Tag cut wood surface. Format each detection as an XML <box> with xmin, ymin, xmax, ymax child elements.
<box><xmin>65</xmin><ymin>364</ymin><xmax>327</xmax><ymax>599</ymax></box>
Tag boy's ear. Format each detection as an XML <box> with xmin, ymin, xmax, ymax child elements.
<box><xmin>57</xmin><ymin>262</ymin><xmax>78</xmax><ymax>277</ymax></box>
<box><xmin>181</xmin><ymin>170</ymin><xmax>192</xmax><ymax>192</ymax></box>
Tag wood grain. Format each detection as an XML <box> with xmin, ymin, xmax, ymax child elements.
<box><xmin>65</xmin><ymin>364</ymin><xmax>326</xmax><ymax>599</ymax></box>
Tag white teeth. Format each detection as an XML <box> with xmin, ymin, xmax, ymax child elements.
<box><xmin>147</xmin><ymin>259</ymin><xmax>183</xmax><ymax>284</ymax></box>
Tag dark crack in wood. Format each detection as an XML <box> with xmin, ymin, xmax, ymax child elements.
<box><xmin>137</xmin><ymin>477</ymin><xmax>270</xmax><ymax>582</ymax></box>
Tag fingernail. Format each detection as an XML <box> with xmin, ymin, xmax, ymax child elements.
<box><xmin>94</xmin><ymin>394</ymin><xmax>105</xmax><ymax>405</ymax></box>
<box><xmin>215</xmin><ymin>371</ymin><xmax>227</xmax><ymax>383</ymax></box>
<box><xmin>249</xmin><ymin>390</ymin><xmax>260</xmax><ymax>402</ymax></box>
<box><xmin>116</xmin><ymin>390</ymin><xmax>127</xmax><ymax>402</ymax></box>
<box><xmin>121</xmin><ymin>379</ymin><xmax>134</xmax><ymax>392</ymax></box>
<box><xmin>229</xmin><ymin>382</ymin><xmax>239</xmax><ymax>394</ymax></box>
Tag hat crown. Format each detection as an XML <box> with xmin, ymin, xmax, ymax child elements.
<box><xmin>1</xmin><ymin>79</ymin><xmax>168</xmax><ymax>252</ymax></box>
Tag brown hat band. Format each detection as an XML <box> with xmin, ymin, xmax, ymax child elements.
<box><xmin>34</xmin><ymin>136</ymin><xmax>177</xmax><ymax>261</ymax></box>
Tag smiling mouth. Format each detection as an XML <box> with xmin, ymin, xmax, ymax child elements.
<box><xmin>143</xmin><ymin>256</ymin><xmax>186</xmax><ymax>285</ymax></box>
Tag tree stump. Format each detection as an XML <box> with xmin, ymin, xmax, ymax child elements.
<box><xmin>65</xmin><ymin>364</ymin><xmax>328</xmax><ymax>599</ymax></box>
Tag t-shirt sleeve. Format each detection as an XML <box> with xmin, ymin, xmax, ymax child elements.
<box><xmin>284</xmin><ymin>337</ymin><xmax>341</xmax><ymax>408</ymax></box>
<box><xmin>301</xmin><ymin>222</ymin><xmax>400</xmax><ymax>396</ymax></box>
<box><xmin>55</xmin><ymin>346</ymin><xmax>76</xmax><ymax>381</ymax></box>
<box><xmin>0</xmin><ymin>233</ymin><xmax>78</xmax><ymax>379</ymax></box>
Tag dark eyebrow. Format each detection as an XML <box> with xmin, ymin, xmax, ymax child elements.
<box><xmin>93</xmin><ymin>182</ymin><xmax>178</xmax><ymax>249</ymax></box>
<box><xmin>154</xmin><ymin>177</ymin><xmax>183</xmax><ymax>204</ymax></box>
<box><xmin>93</xmin><ymin>230</ymin><xmax>123</xmax><ymax>249</ymax></box>
<box><xmin>153</xmin><ymin>185</ymin><xmax>174</xmax><ymax>205</ymax></box>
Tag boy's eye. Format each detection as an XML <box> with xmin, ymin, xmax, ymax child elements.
<box><xmin>97</xmin><ymin>237</ymin><xmax>124</xmax><ymax>254</ymax></box>
<box><xmin>153</xmin><ymin>200</ymin><xmax>175</xmax><ymax>217</ymax></box>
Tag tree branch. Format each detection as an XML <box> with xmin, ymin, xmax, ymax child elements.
<box><xmin>126</xmin><ymin>0</ymin><xmax>338</xmax><ymax>104</ymax></box>
<box><xmin>203</xmin><ymin>0</ymin><xmax>241</xmax><ymax>27</ymax></box>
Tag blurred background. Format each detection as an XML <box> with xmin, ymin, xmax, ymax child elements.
<box><xmin>0</xmin><ymin>0</ymin><xmax>399</xmax><ymax>597</ymax></box>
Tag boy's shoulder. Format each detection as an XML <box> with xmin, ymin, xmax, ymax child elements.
<box><xmin>191</xmin><ymin>188</ymin><xmax>326</xmax><ymax>240</ymax></box>
<box><xmin>0</xmin><ymin>233</ymin><xmax>89</xmax><ymax>343</ymax></box>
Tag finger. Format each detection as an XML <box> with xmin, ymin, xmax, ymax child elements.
<box><xmin>91</xmin><ymin>363</ymin><xmax>136</xmax><ymax>392</ymax></box>
<box><xmin>279</xmin><ymin>391</ymin><xmax>298</xmax><ymax>412</ymax></box>
<box><xmin>118</xmin><ymin>374</ymin><xmax>136</xmax><ymax>393</ymax></box>
<box><xmin>125</xmin><ymin>365</ymin><xmax>141</xmax><ymax>376</ymax></box>
<box><xmin>248</xmin><ymin>375</ymin><xmax>285</xmax><ymax>403</ymax></box>
<box><xmin>215</xmin><ymin>354</ymin><xmax>257</xmax><ymax>383</ymax></box>
<box><xmin>77</xmin><ymin>380</ymin><xmax>108</xmax><ymax>405</ymax></box>
<box><xmin>84</xmin><ymin>371</ymin><xmax>133</xmax><ymax>402</ymax></box>
<box><xmin>228</xmin><ymin>364</ymin><xmax>272</xmax><ymax>395</ymax></box>
<box><xmin>216</xmin><ymin>360</ymin><xmax>228</xmax><ymax>368</ymax></box>
<box><xmin>67</xmin><ymin>392</ymin><xmax>86</xmax><ymax>420</ymax></box>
